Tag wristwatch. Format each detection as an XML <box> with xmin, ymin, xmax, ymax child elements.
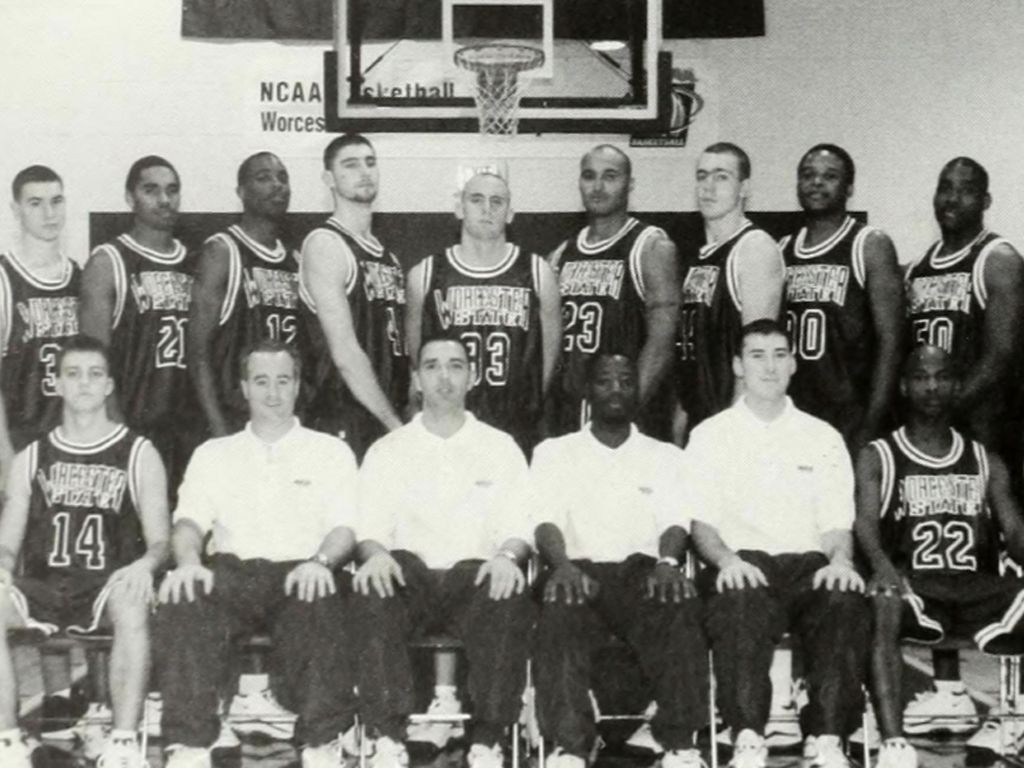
<box><xmin>311</xmin><ymin>552</ymin><xmax>331</xmax><ymax>569</ymax></box>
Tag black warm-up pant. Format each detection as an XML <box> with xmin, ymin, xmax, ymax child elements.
<box><xmin>700</xmin><ymin>551</ymin><xmax>869</xmax><ymax>738</ymax></box>
<box><xmin>155</xmin><ymin>555</ymin><xmax>355</xmax><ymax>747</ymax></box>
<box><xmin>534</xmin><ymin>555</ymin><xmax>709</xmax><ymax>757</ymax></box>
<box><xmin>348</xmin><ymin>551</ymin><xmax>534</xmax><ymax>747</ymax></box>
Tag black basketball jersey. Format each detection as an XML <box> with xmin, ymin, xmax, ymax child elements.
<box><xmin>21</xmin><ymin>424</ymin><xmax>147</xmax><ymax>580</ymax></box>
<box><xmin>873</xmin><ymin>427</ymin><xmax>998</xmax><ymax>575</ymax></box>
<box><xmin>677</xmin><ymin>221</ymin><xmax>761</xmax><ymax>430</ymax></box>
<box><xmin>205</xmin><ymin>224</ymin><xmax>307</xmax><ymax>428</ymax></box>
<box><xmin>551</xmin><ymin>217</ymin><xmax>661</xmax><ymax>435</ymax></box>
<box><xmin>0</xmin><ymin>253</ymin><xmax>80</xmax><ymax>450</ymax></box>
<box><xmin>300</xmin><ymin>217</ymin><xmax>409</xmax><ymax>459</ymax></box>
<box><xmin>780</xmin><ymin>217</ymin><xmax>877</xmax><ymax>441</ymax></box>
<box><xmin>421</xmin><ymin>244</ymin><xmax>543</xmax><ymax>449</ymax></box>
<box><xmin>92</xmin><ymin>234</ymin><xmax>196</xmax><ymax>429</ymax></box>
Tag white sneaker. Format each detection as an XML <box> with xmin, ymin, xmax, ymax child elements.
<box><xmin>303</xmin><ymin>738</ymin><xmax>343</xmax><ymax>768</ymax></box>
<box><xmin>902</xmin><ymin>686</ymin><xmax>979</xmax><ymax>734</ymax></box>
<box><xmin>802</xmin><ymin>735</ymin><xmax>817</xmax><ymax>760</ymax></box>
<box><xmin>369</xmin><ymin>735</ymin><xmax>409</xmax><ymax>768</ymax></box>
<box><xmin>228</xmin><ymin>689</ymin><xmax>297</xmax><ymax>740</ymax></box>
<box><xmin>875</xmin><ymin>738</ymin><xmax>918</xmax><ymax>768</ymax></box>
<box><xmin>765</xmin><ymin>699</ymin><xmax>802</xmax><ymax>748</ymax></box>
<box><xmin>848</xmin><ymin>703</ymin><xmax>880</xmax><ymax>751</ymax></box>
<box><xmin>212</xmin><ymin>718</ymin><xmax>241</xmax><ymax>751</ymax></box>
<box><xmin>966</xmin><ymin>717</ymin><xmax>1024</xmax><ymax>755</ymax></box>
<box><xmin>626</xmin><ymin>701</ymin><xmax>664</xmax><ymax>754</ymax></box>
<box><xmin>729</xmin><ymin>729</ymin><xmax>767</xmax><ymax>768</ymax></box>
<box><xmin>406</xmin><ymin>691</ymin><xmax>465</xmax><ymax>747</ymax></box>
<box><xmin>164</xmin><ymin>745</ymin><xmax>213</xmax><ymax>768</ymax></box>
<box><xmin>467</xmin><ymin>742</ymin><xmax>504</xmax><ymax>768</ymax></box>
<box><xmin>143</xmin><ymin>693</ymin><xmax>162</xmax><ymax>738</ymax></box>
<box><xmin>545</xmin><ymin>747</ymin><xmax>586</xmax><ymax>768</ymax></box>
<box><xmin>97</xmin><ymin>735</ymin><xmax>147</xmax><ymax>768</ymax></box>
<box><xmin>340</xmin><ymin>723</ymin><xmax>364</xmax><ymax>757</ymax></box>
<box><xmin>0</xmin><ymin>732</ymin><xmax>35</xmax><ymax>768</ymax></box>
<box><xmin>661</xmin><ymin>747</ymin><xmax>706</xmax><ymax>768</ymax></box>
<box><xmin>810</xmin><ymin>735</ymin><xmax>849</xmax><ymax>768</ymax></box>
<box><xmin>74</xmin><ymin>702</ymin><xmax>113</xmax><ymax>760</ymax></box>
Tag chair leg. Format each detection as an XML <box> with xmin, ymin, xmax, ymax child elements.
<box><xmin>709</xmin><ymin>650</ymin><xmax>718</xmax><ymax>768</ymax></box>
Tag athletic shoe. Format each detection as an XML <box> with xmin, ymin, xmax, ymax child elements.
<box><xmin>765</xmin><ymin>696</ymin><xmax>802</xmax><ymax>748</ymax></box>
<box><xmin>228</xmin><ymin>688</ymin><xmax>296</xmax><ymax>739</ymax></box>
<box><xmin>803</xmin><ymin>735</ymin><xmax>818</xmax><ymax>761</ymax></box>
<box><xmin>729</xmin><ymin>729</ymin><xmax>767</xmax><ymax>768</ymax></box>
<box><xmin>848</xmin><ymin>704</ymin><xmax>880</xmax><ymax>752</ymax></box>
<box><xmin>545</xmin><ymin>747</ymin><xmax>586</xmax><ymax>768</ymax></box>
<box><xmin>96</xmin><ymin>735</ymin><xmax>147</xmax><ymax>768</ymax></box>
<box><xmin>467</xmin><ymin>742</ymin><xmax>504</xmax><ymax>768</ymax></box>
<box><xmin>902</xmin><ymin>686</ymin><xmax>979</xmax><ymax>734</ymax></box>
<box><xmin>625</xmin><ymin>701</ymin><xmax>663</xmax><ymax>754</ymax></box>
<box><xmin>340</xmin><ymin>724</ymin><xmax>367</xmax><ymax>758</ymax></box>
<box><xmin>142</xmin><ymin>693</ymin><xmax>162</xmax><ymax>738</ymax></box>
<box><xmin>876</xmin><ymin>738</ymin><xmax>918</xmax><ymax>768</ymax></box>
<box><xmin>303</xmin><ymin>738</ymin><xmax>343</xmax><ymax>768</ymax></box>
<box><xmin>406</xmin><ymin>690</ymin><xmax>465</xmax><ymax>747</ymax></box>
<box><xmin>369</xmin><ymin>736</ymin><xmax>409</xmax><ymax>768</ymax></box>
<box><xmin>40</xmin><ymin>689</ymin><xmax>89</xmax><ymax>738</ymax></box>
<box><xmin>74</xmin><ymin>702</ymin><xmax>113</xmax><ymax>760</ymax></box>
<box><xmin>164</xmin><ymin>745</ymin><xmax>212</xmax><ymax>768</ymax></box>
<box><xmin>0</xmin><ymin>731</ymin><xmax>35</xmax><ymax>768</ymax></box>
<box><xmin>661</xmin><ymin>747</ymin><xmax>706</xmax><ymax>768</ymax></box>
<box><xmin>810</xmin><ymin>735</ymin><xmax>849</xmax><ymax>768</ymax></box>
<box><xmin>212</xmin><ymin>718</ymin><xmax>241</xmax><ymax>752</ymax></box>
<box><xmin>966</xmin><ymin>717</ymin><xmax>1024</xmax><ymax>757</ymax></box>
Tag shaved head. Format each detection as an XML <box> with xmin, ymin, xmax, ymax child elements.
<box><xmin>582</xmin><ymin>144</ymin><xmax>632</xmax><ymax>178</ymax></box>
<box><xmin>903</xmin><ymin>344</ymin><xmax>953</xmax><ymax>376</ymax></box>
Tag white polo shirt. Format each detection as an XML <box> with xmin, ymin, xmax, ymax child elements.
<box><xmin>683</xmin><ymin>397</ymin><xmax>854</xmax><ymax>555</ymax></box>
<box><xmin>356</xmin><ymin>413</ymin><xmax>531</xmax><ymax>569</ymax></box>
<box><xmin>532</xmin><ymin>426</ymin><xmax>690</xmax><ymax>562</ymax></box>
<box><xmin>174</xmin><ymin>419</ymin><xmax>358</xmax><ymax>561</ymax></box>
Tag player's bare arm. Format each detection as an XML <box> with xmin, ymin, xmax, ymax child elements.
<box><xmin>284</xmin><ymin>524</ymin><xmax>356</xmax><ymax>602</ymax></box>
<box><xmin>958</xmin><ymin>243</ymin><xmax>1024</xmax><ymax>411</ymax></box>
<box><xmin>404</xmin><ymin>259</ymin><xmax>427</xmax><ymax>384</ymax></box>
<box><xmin>535</xmin><ymin>521</ymin><xmax>597</xmax><ymax>604</ymax></box>
<box><xmin>736</xmin><ymin>230</ymin><xmax>785</xmax><ymax>323</ymax></box>
<box><xmin>157</xmin><ymin>518</ymin><xmax>212</xmax><ymax>604</ymax></box>
<box><xmin>109</xmin><ymin>440</ymin><xmax>170</xmax><ymax>605</ymax></box>
<box><xmin>645</xmin><ymin>524</ymin><xmax>695</xmax><ymax>603</ymax></box>
<box><xmin>353</xmin><ymin>539</ymin><xmax>405</xmax><ymax>598</ymax></box>
<box><xmin>535</xmin><ymin>258</ymin><xmax>562</xmax><ymax>396</ymax></box>
<box><xmin>859</xmin><ymin>229</ymin><xmax>905</xmax><ymax>449</ymax></box>
<box><xmin>853</xmin><ymin>444</ymin><xmax>904</xmax><ymax>594</ymax></box>
<box><xmin>0</xmin><ymin>451</ymin><xmax>31</xmax><ymax>586</ymax></box>
<box><xmin>986</xmin><ymin>452</ymin><xmax>1024</xmax><ymax>564</ymax></box>
<box><xmin>691</xmin><ymin>519</ymin><xmax>767</xmax><ymax>592</ymax></box>
<box><xmin>187</xmin><ymin>236</ymin><xmax>233</xmax><ymax>437</ymax></box>
<box><xmin>636</xmin><ymin>232</ymin><xmax>680</xmax><ymax>406</ymax></box>
<box><xmin>79</xmin><ymin>247</ymin><xmax>117</xmax><ymax>344</ymax></box>
<box><xmin>302</xmin><ymin>230</ymin><xmax>402</xmax><ymax>431</ymax></box>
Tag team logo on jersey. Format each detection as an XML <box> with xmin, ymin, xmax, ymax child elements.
<box><xmin>432</xmin><ymin>286</ymin><xmax>531</xmax><ymax>330</ymax></box>
<box><xmin>36</xmin><ymin>462</ymin><xmax>128</xmax><ymax>511</ymax></box>
<box><xmin>361</xmin><ymin>262</ymin><xmax>405</xmax><ymax>303</ymax></box>
<box><xmin>130</xmin><ymin>271</ymin><xmax>193</xmax><ymax>313</ymax></box>
<box><xmin>786</xmin><ymin>264</ymin><xmax>850</xmax><ymax>306</ymax></box>
<box><xmin>681</xmin><ymin>265</ymin><xmax>719</xmax><ymax>307</ymax></box>
<box><xmin>558</xmin><ymin>260</ymin><xmax>626</xmax><ymax>299</ymax></box>
<box><xmin>897</xmin><ymin>473</ymin><xmax>984</xmax><ymax>520</ymax></box>
<box><xmin>907</xmin><ymin>274</ymin><xmax>972</xmax><ymax>314</ymax></box>
<box><xmin>243</xmin><ymin>267</ymin><xmax>299</xmax><ymax>310</ymax></box>
<box><xmin>17</xmin><ymin>297</ymin><xmax>78</xmax><ymax>343</ymax></box>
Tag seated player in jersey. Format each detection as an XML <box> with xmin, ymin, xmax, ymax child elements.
<box><xmin>532</xmin><ymin>352</ymin><xmax>708</xmax><ymax>768</ymax></box>
<box><xmin>855</xmin><ymin>345</ymin><xmax>1024</xmax><ymax>768</ymax></box>
<box><xmin>405</xmin><ymin>169</ymin><xmax>561</xmax><ymax>455</ymax></box>
<box><xmin>349</xmin><ymin>334</ymin><xmax>533</xmax><ymax>768</ymax></box>
<box><xmin>688</xmin><ymin>319</ymin><xmax>868</xmax><ymax>768</ymax></box>
<box><xmin>0</xmin><ymin>334</ymin><xmax>170</xmax><ymax>768</ymax></box>
<box><xmin>155</xmin><ymin>339</ymin><xmax>359</xmax><ymax>768</ymax></box>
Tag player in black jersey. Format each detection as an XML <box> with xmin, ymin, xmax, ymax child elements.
<box><xmin>301</xmin><ymin>134</ymin><xmax>408</xmax><ymax>460</ymax></box>
<box><xmin>856</xmin><ymin>345</ymin><xmax>1024</xmax><ymax>768</ymax></box>
<box><xmin>189</xmin><ymin>151</ymin><xmax>307</xmax><ymax>437</ymax></box>
<box><xmin>675</xmin><ymin>143</ymin><xmax>784</xmax><ymax>443</ymax></box>
<box><xmin>0</xmin><ymin>336</ymin><xmax>169</xmax><ymax>768</ymax></box>
<box><xmin>780</xmin><ymin>144</ymin><xmax>904</xmax><ymax>451</ymax></box>
<box><xmin>406</xmin><ymin>171</ymin><xmax>561</xmax><ymax>453</ymax></box>
<box><xmin>80</xmin><ymin>155</ymin><xmax>200</xmax><ymax>494</ymax></box>
<box><xmin>0</xmin><ymin>166</ymin><xmax>80</xmax><ymax>484</ymax></box>
<box><xmin>550</xmin><ymin>145</ymin><xmax>679</xmax><ymax>441</ymax></box>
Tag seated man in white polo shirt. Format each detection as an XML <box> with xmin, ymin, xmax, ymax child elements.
<box><xmin>532</xmin><ymin>352</ymin><xmax>708</xmax><ymax>768</ymax></box>
<box><xmin>688</xmin><ymin>319</ymin><xmax>869</xmax><ymax>768</ymax></box>
<box><xmin>155</xmin><ymin>338</ymin><xmax>359</xmax><ymax>768</ymax></box>
<box><xmin>350</xmin><ymin>334</ymin><xmax>534</xmax><ymax>768</ymax></box>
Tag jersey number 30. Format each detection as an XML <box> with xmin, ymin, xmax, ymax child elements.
<box><xmin>48</xmin><ymin>511</ymin><xmax>106</xmax><ymax>570</ymax></box>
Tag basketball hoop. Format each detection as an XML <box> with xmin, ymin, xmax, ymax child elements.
<box><xmin>454</xmin><ymin>43</ymin><xmax>545</xmax><ymax>137</ymax></box>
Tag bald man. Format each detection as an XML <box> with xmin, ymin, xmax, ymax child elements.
<box><xmin>550</xmin><ymin>144</ymin><xmax>681</xmax><ymax>442</ymax></box>
<box><xmin>406</xmin><ymin>171</ymin><xmax>561</xmax><ymax>455</ymax></box>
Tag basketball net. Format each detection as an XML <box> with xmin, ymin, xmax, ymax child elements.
<box><xmin>455</xmin><ymin>44</ymin><xmax>544</xmax><ymax>137</ymax></box>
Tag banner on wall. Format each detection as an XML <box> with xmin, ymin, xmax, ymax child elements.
<box><xmin>182</xmin><ymin>0</ymin><xmax>764</xmax><ymax>41</ymax></box>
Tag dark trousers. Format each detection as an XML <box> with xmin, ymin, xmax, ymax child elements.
<box><xmin>349</xmin><ymin>551</ymin><xmax>534</xmax><ymax>746</ymax></box>
<box><xmin>534</xmin><ymin>555</ymin><xmax>709</xmax><ymax>757</ymax></box>
<box><xmin>155</xmin><ymin>555</ymin><xmax>355</xmax><ymax>747</ymax></box>
<box><xmin>700</xmin><ymin>551</ymin><xmax>869</xmax><ymax>737</ymax></box>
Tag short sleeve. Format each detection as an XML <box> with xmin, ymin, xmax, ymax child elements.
<box><xmin>355</xmin><ymin>441</ymin><xmax>398</xmax><ymax>547</ymax></box>
<box><xmin>679</xmin><ymin>423</ymin><xmax>721</xmax><ymax>531</ymax></box>
<box><xmin>815</xmin><ymin>429</ymin><xmax>856</xmax><ymax>533</ymax></box>
<box><xmin>653</xmin><ymin>447</ymin><xmax>692</xmax><ymax>534</ymax></box>
<box><xmin>488</xmin><ymin>436</ymin><xmax>534</xmax><ymax>550</ymax></box>
<box><xmin>528</xmin><ymin>439</ymin><xmax>570</xmax><ymax>534</ymax></box>
<box><xmin>172</xmin><ymin>443</ymin><xmax>217</xmax><ymax>534</ymax></box>
<box><xmin>316</xmin><ymin>437</ymin><xmax>359</xmax><ymax>534</ymax></box>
